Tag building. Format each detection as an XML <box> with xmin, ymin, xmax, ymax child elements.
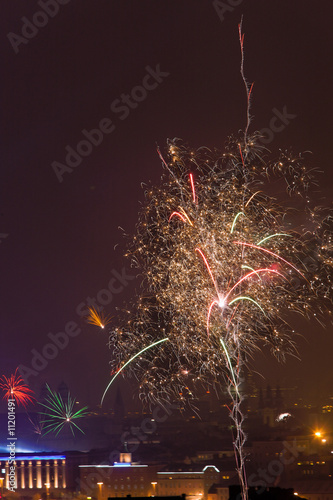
<box><xmin>78</xmin><ymin>453</ymin><xmax>222</xmax><ymax>500</ymax></box>
<box><xmin>292</xmin><ymin>479</ymin><xmax>333</xmax><ymax>500</ymax></box>
<box><xmin>156</xmin><ymin>464</ymin><xmax>221</xmax><ymax>500</ymax></box>
<box><xmin>79</xmin><ymin>460</ymin><xmax>159</xmax><ymax>499</ymax></box>
<box><xmin>107</xmin><ymin>496</ymin><xmax>186</xmax><ymax>500</ymax></box>
<box><xmin>0</xmin><ymin>453</ymin><xmax>66</xmax><ymax>492</ymax></box>
<box><xmin>207</xmin><ymin>483</ymin><xmax>233</xmax><ymax>500</ymax></box>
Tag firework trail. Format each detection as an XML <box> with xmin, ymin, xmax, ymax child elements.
<box><xmin>86</xmin><ymin>306</ymin><xmax>112</xmax><ymax>329</ymax></box>
<box><xmin>101</xmin><ymin>337</ymin><xmax>169</xmax><ymax>405</ymax></box>
<box><xmin>27</xmin><ymin>413</ymin><xmax>44</xmax><ymax>437</ymax></box>
<box><xmin>0</xmin><ymin>369</ymin><xmax>35</xmax><ymax>407</ymax></box>
<box><xmin>39</xmin><ymin>384</ymin><xmax>88</xmax><ymax>436</ymax></box>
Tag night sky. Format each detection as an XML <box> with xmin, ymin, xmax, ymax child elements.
<box><xmin>1</xmin><ymin>1</ymin><xmax>333</xmax><ymax>410</ymax></box>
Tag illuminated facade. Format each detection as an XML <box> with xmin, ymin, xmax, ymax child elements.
<box><xmin>0</xmin><ymin>454</ymin><xmax>66</xmax><ymax>491</ymax></box>
<box><xmin>79</xmin><ymin>462</ymin><xmax>159</xmax><ymax>498</ymax></box>
<box><xmin>78</xmin><ymin>463</ymin><xmax>221</xmax><ymax>500</ymax></box>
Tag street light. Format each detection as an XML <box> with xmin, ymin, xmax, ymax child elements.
<box><xmin>97</xmin><ymin>482</ymin><xmax>103</xmax><ymax>500</ymax></box>
<box><xmin>151</xmin><ymin>482</ymin><xmax>157</xmax><ymax>496</ymax></box>
<box><xmin>45</xmin><ymin>482</ymin><xmax>50</xmax><ymax>500</ymax></box>
<box><xmin>0</xmin><ymin>478</ymin><xmax>4</xmax><ymax>495</ymax></box>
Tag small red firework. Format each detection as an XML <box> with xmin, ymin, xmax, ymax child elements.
<box><xmin>0</xmin><ymin>369</ymin><xmax>35</xmax><ymax>407</ymax></box>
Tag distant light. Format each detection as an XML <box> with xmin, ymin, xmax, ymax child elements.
<box><xmin>322</xmin><ymin>439</ymin><xmax>327</xmax><ymax>443</ymax></box>
<box><xmin>79</xmin><ymin>464</ymin><xmax>148</xmax><ymax>468</ymax></box>
<box><xmin>276</xmin><ymin>412</ymin><xmax>291</xmax><ymax>422</ymax></box>
<box><xmin>158</xmin><ymin>472</ymin><xmax>203</xmax><ymax>475</ymax></box>
<box><xmin>315</xmin><ymin>431</ymin><xmax>322</xmax><ymax>437</ymax></box>
<box><xmin>202</xmin><ymin>465</ymin><xmax>220</xmax><ymax>473</ymax></box>
<box><xmin>0</xmin><ymin>455</ymin><xmax>65</xmax><ymax>461</ymax></box>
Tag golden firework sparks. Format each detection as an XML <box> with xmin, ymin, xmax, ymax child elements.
<box><xmin>86</xmin><ymin>307</ymin><xmax>112</xmax><ymax>329</ymax></box>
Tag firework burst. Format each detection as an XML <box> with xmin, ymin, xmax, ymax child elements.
<box><xmin>39</xmin><ymin>384</ymin><xmax>88</xmax><ymax>436</ymax></box>
<box><xmin>103</xmin><ymin>137</ymin><xmax>332</xmax><ymax>498</ymax></box>
<box><xmin>105</xmin><ymin>139</ymin><xmax>332</xmax><ymax>402</ymax></box>
<box><xmin>102</xmin><ymin>24</ymin><xmax>333</xmax><ymax>500</ymax></box>
<box><xmin>0</xmin><ymin>369</ymin><xmax>35</xmax><ymax>407</ymax></box>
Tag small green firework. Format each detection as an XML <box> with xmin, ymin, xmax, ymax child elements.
<box><xmin>39</xmin><ymin>384</ymin><xmax>88</xmax><ymax>437</ymax></box>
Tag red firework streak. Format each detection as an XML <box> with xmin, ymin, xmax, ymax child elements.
<box><xmin>0</xmin><ymin>369</ymin><xmax>35</xmax><ymax>407</ymax></box>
